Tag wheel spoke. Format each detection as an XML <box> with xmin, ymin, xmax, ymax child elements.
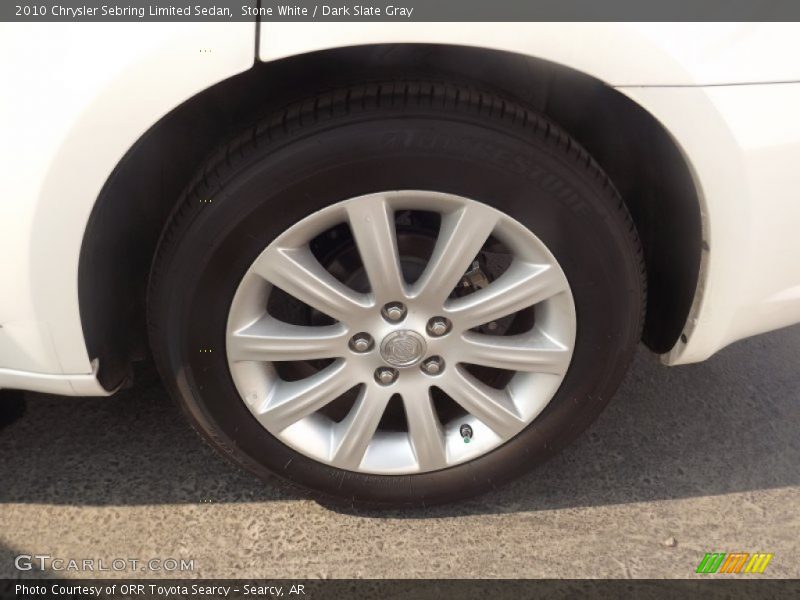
<box><xmin>445</xmin><ymin>261</ymin><xmax>565</xmax><ymax>329</ymax></box>
<box><xmin>346</xmin><ymin>196</ymin><xmax>406</xmax><ymax>302</ymax></box>
<box><xmin>404</xmin><ymin>391</ymin><xmax>448</xmax><ymax>471</ymax></box>
<box><xmin>438</xmin><ymin>367</ymin><xmax>526</xmax><ymax>438</ymax></box>
<box><xmin>252</xmin><ymin>245</ymin><xmax>370</xmax><ymax>323</ymax></box>
<box><xmin>258</xmin><ymin>360</ymin><xmax>354</xmax><ymax>432</ymax></box>
<box><xmin>229</xmin><ymin>317</ymin><xmax>348</xmax><ymax>362</ymax></box>
<box><xmin>331</xmin><ymin>386</ymin><xmax>392</xmax><ymax>469</ymax></box>
<box><xmin>459</xmin><ymin>330</ymin><xmax>571</xmax><ymax>375</ymax></box>
<box><xmin>410</xmin><ymin>204</ymin><xmax>498</xmax><ymax>305</ymax></box>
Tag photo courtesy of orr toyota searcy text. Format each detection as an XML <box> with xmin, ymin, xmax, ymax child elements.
<box><xmin>14</xmin><ymin>584</ymin><xmax>302</xmax><ymax>597</ymax></box>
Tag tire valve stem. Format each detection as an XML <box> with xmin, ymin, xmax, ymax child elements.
<box><xmin>460</xmin><ymin>424</ymin><xmax>474</xmax><ymax>444</ymax></box>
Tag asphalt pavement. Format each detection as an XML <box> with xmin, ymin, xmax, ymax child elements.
<box><xmin>1</xmin><ymin>325</ymin><xmax>799</xmax><ymax>579</ymax></box>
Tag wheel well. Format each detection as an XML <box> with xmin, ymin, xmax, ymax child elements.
<box><xmin>79</xmin><ymin>44</ymin><xmax>702</xmax><ymax>389</ymax></box>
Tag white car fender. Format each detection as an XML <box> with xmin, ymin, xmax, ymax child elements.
<box><xmin>0</xmin><ymin>22</ymin><xmax>254</xmax><ymax>386</ymax></box>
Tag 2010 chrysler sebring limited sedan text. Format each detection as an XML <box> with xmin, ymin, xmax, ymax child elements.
<box><xmin>2</xmin><ymin>22</ymin><xmax>800</xmax><ymax>506</ymax></box>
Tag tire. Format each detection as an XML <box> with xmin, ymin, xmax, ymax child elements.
<box><xmin>148</xmin><ymin>80</ymin><xmax>645</xmax><ymax>507</ymax></box>
<box><xmin>0</xmin><ymin>390</ymin><xmax>26</xmax><ymax>432</ymax></box>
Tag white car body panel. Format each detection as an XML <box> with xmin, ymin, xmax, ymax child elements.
<box><xmin>259</xmin><ymin>22</ymin><xmax>800</xmax><ymax>86</ymax></box>
<box><xmin>621</xmin><ymin>83</ymin><xmax>800</xmax><ymax>364</ymax></box>
<box><xmin>0</xmin><ymin>23</ymin><xmax>254</xmax><ymax>391</ymax></box>
<box><xmin>1</xmin><ymin>22</ymin><xmax>799</xmax><ymax>394</ymax></box>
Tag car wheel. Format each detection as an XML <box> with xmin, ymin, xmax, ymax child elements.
<box><xmin>148</xmin><ymin>80</ymin><xmax>645</xmax><ymax>506</ymax></box>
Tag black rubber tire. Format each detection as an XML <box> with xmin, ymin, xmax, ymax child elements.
<box><xmin>147</xmin><ymin>80</ymin><xmax>646</xmax><ymax>507</ymax></box>
<box><xmin>0</xmin><ymin>390</ymin><xmax>26</xmax><ymax>432</ymax></box>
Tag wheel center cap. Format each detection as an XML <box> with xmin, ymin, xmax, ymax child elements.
<box><xmin>380</xmin><ymin>330</ymin><xmax>427</xmax><ymax>367</ymax></box>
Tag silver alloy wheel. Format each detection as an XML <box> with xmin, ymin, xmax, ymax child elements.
<box><xmin>226</xmin><ymin>191</ymin><xmax>576</xmax><ymax>475</ymax></box>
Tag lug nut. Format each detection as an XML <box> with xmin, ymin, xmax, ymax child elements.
<box><xmin>421</xmin><ymin>356</ymin><xmax>445</xmax><ymax>375</ymax></box>
<box><xmin>381</xmin><ymin>301</ymin><xmax>407</xmax><ymax>323</ymax></box>
<box><xmin>375</xmin><ymin>367</ymin><xmax>399</xmax><ymax>386</ymax></box>
<box><xmin>349</xmin><ymin>332</ymin><xmax>373</xmax><ymax>353</ymax></box>
<box><xmin>426</xmin><ymin>317</ymin><xmax>451</xmax><ymax>337</ymax></box>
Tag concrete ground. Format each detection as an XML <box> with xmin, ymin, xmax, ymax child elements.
<box><xmin>1</xmin><ymin>326</ymin><xmax>798</xmax><ymax>579</ymax></box>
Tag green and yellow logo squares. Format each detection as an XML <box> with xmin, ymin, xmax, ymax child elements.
<box><xmin>696</xmin><ymin>552</ymin><xmax>773</xmax><ymax>574</ymax></box>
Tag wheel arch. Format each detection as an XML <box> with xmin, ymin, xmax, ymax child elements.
<box><xmin>79</xmin><ymin>43</ymin><xmax>702</xmax><ymax>389</ymax></box>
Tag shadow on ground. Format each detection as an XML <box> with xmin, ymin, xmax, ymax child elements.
<box><xmin>1</xmin><ymin>326</ymin><xmax>798</xmax><ymax>517</ymax></box>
